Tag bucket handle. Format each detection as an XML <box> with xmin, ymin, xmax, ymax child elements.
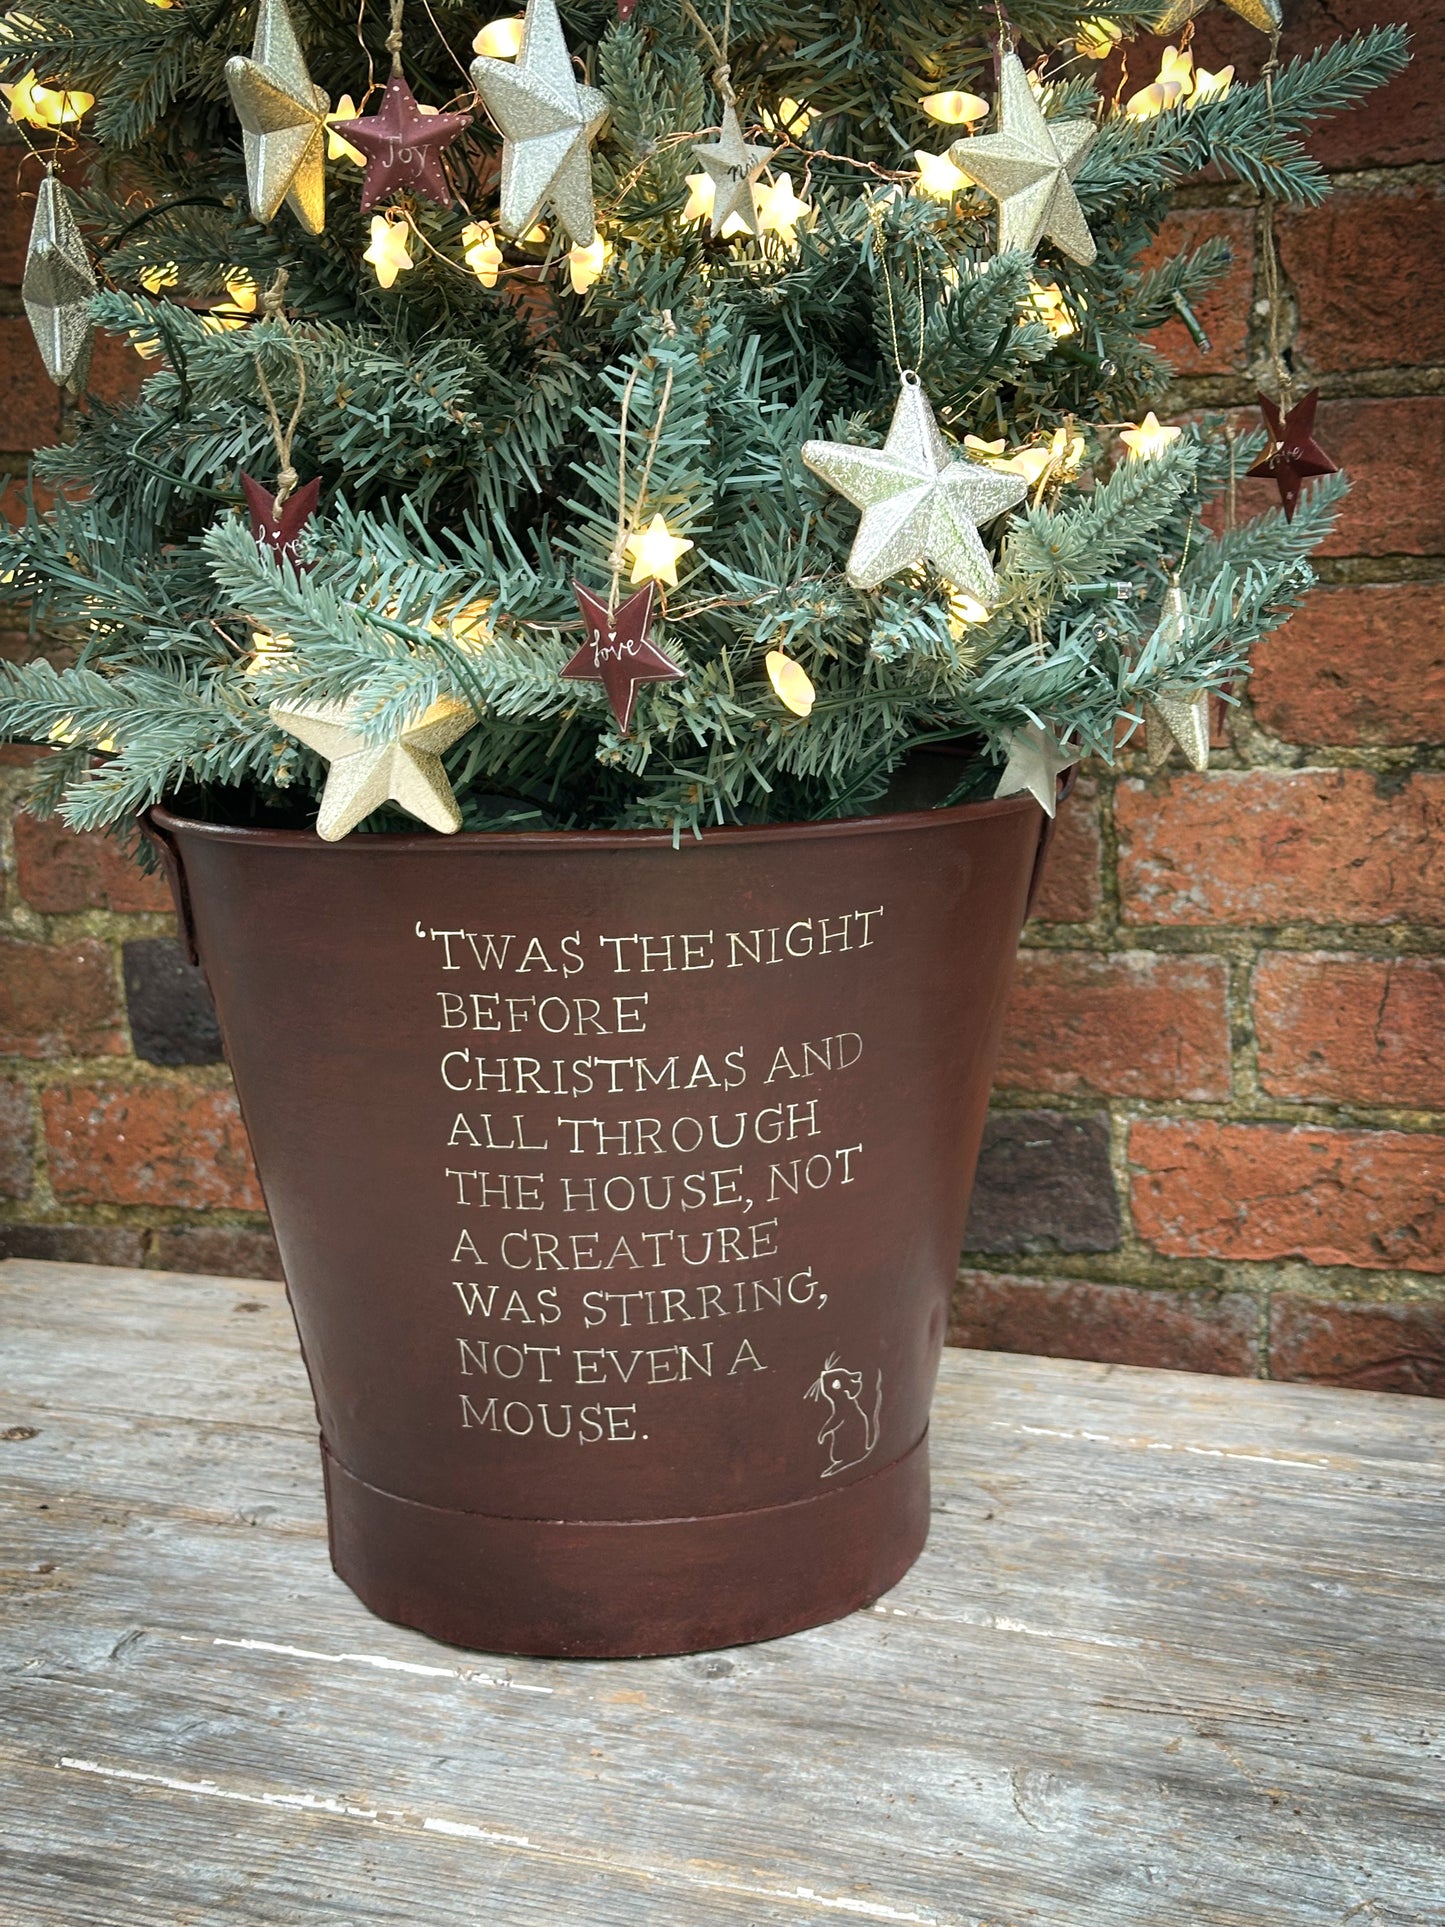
<box><xmin>140</xmin><ymin>808</ymin><xmax>201</xmax><ymax>968</ymax></box>
<box><xmin>1022</xmin><ymin>764</ymin><xmax>1077</xmax><ymax>923</ymax></box>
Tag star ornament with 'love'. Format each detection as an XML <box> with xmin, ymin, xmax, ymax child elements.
<box><xmin>802</xmin><ymin>372</ymin><xmax>1029</xmax><ymax>600</ymax></box>
<box><xmin>470</xmin><ymin>0</ymin><xmax>608</xmax><ymax>245</ymax></box>
<box><xmin>1248</xmin><ymin>389</ymin><xmax>1338</xmax><ymax>520</ymax></box>
<box><xmin>270</xmin><ymin>696</ymin><xmax>474</xmax><ymax>840</ymax></box>
<box><xmin>562</xmin><ymin>582</ymin><xmax>685</xmax><ymax>733</ymax></box>
<box><xmin>241</xmin><ymin>473</ymin><xmax>321</xmax><ymax>569</ymax></box>
<box><xmin>692</xmin><ymin>101</ymin><xmax>776</xmax><ymax>237</ymax></box>
<box><xmin>225</xmin><ymin>0</ymin><xmax>329</xmax><ymax>233</ymax></box>
<box><xmin>330</xmin><ymin>73</ymin><xmax>473</xmax><ymax>212</ymax></box>
<box><xmin>949</xmin><ymin>51</ymin><xmax>1098</xmax><ymax>266</ymax></box>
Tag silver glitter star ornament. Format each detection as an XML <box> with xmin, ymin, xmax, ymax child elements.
<box><xmin>950</xmin><ymin>51</ymin><xmax>1098</xmax><ymax>265</ymax></box>
<box><xmin>226</xmin><ymin>0</ymin><xmax>330</xmax><ymax>234</ymax></box>
<box><xmin>994</xmin><ymin>722</ymin><xmax>1078</xmax><ymax>817</ymax></box>
<box><xmin>471</xmin><ymin>0</ymin><xmax>608</xmax><ymax>246</ymax></box>
<box><xmin>23</xmin><ymin>174</ymin><xmax>96</xmax><ymax>393</ymax></box>
<box><xmin>1141</xmin><ymin>585</ymin><xmax>1211</xmax><ymax>771</ymax></box>
<box><xmin>802</xmin><ymin>372</ymin><xmax>1029</xmax><ymax>599</ymax></box>
<box><xmin>693</xmin><ymin>101</ymin><xmax>776</xmax><ymax>236</ymax></box>
<box><xmin>270</xmin><ymin>697</ymin><xmax>474</xmax><ymax>840</ymax></box>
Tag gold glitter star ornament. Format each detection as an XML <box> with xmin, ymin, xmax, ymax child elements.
<box><xmin>802</xmin><ymin>372</ymin><xmax>1029</xmax><ymax>599</ymax></box>
<box><xmin>993</xmin><ymin>722</ymin><xmax>1078</xmax><ymax>816</ymax></box>
<box><xmin>692</xmin><ymin>101</ymin><xmax>776</xmax><ymax>237</ymax></box>
<box><xmin>949</xmin><ymin>52</ymin><xmax>1098</xmax><ymax>265</ymax></box>
<box><xmin>1141</xmin><ymin>584</ymin><xmax>1212</xmax><ymax>772</ymax></box>
<box><xmin>471</xmin><ymin>0</ymin><xmax>608</xmax><ymax>246</ymax></box>
<box><xmin>226</xmin><ymin>0</ymin><xmax>330</xmax><ymax>233</ymax></box>
<box><xmin>22</xmin><ymin>173</ymin><xmax>96</xmax><ymax>392</ymax></box>
<box><xmin>1152</xmin><ymin>0</ymin><xmax>1282</xmax><ymax>33</ymax></box>
<box><xmin>270</xmin><ymin>697</ymin><xmax>474</xmax><ymax>840</ymax></box>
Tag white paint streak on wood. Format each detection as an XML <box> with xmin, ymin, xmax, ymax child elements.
<box><xmin>209</xmin><ymin>1634</ymin><xmax>553</xmax><ymax>1693</ymax></box>
<box><xmin>1000</xmin><ymin>1419</ymin><xmax>1343</xmax><ymax>1472</ymax></box>
<box><xmin>60</xmin><ymin>1756</ymin><xmax>383</xmax><ymax>1821</ymax></box>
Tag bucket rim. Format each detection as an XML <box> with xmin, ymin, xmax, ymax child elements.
<box><xmin>146</xmin><ymin>786</ymin><xmax>1048</xmax><ymax>856</ymax></box>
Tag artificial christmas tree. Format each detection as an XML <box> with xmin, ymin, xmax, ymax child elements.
<box><xmin>0</xmin><ymin>0</ymin><xmax>1407</xmax><ymax>1654</ymax></box>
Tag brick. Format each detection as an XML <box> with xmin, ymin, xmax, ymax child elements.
<box><xmin>997</xmin><ymin>950</ymin><xmax>1231</xmax><ymax>1100</ymax></box>
<box><xmin>1269</xmin><ymin>1295</ymin><xmax>1445</xmax><ymax>1397</ymax></box>
<box><xmin>0</xmin><ymin>1223</ymin><xmax>147</xmax><ymax>1266</ymax></box>
<box><xmin>1129</xmin><ymin>1119</ymin><xmax>1445</xmax><ymax>1273</ymax></box>
<box><xmin>1102</xmin><ymin>6</ymin><xmax>1442</xmax><ymax>172</ymax></box>
<box><xmin>43</xmin><ymin>1082</ymin><xmax>262</xmax><ymax>1210</ymax></box>
<box><xmin>84</xmin><ymin>329</ymin><xmax>148</xmax><ymax>410</ymax></box>
<box><xmin>14</xmin><ymin>816</ymin><xmax>174</xmax><ymax>915</ymax></box>
<box><xmin>149</xmin><ymin>1224</ymin><xmax>283</xmax><ymax>1282</ymax></box>
<box><xmin>1226</xmin><ymin>398</ymin><xmax>1445</xmax><ymax>557</ymax></box>
<box><xmin>0</xmin><ymin>1077</ymin><xmax>33</xmax><ymax>1198</ymax></box>
<box><xmin>0</xmin><ymin>936</ymin><xmax>125</xmax><ymax>1059</ymax></box>
<box><xmin>0</xmin><ymin>317</ymin><xmax>62</xmax><ymax>450</ymax></box>
<box><xmin>962</xmin><ymin>1110</ymin><xmax>1120</xmax><ymax>1256</ymax></box>
<box><xmin>1117</xmin><ymin>769</ymin><xmax>1445</xmax><ymax>928</ymax></box>
<box><xmin>949</xmin><ymin>1270</ymin><xmax>1260</xmax><ymax>1377</ymax></box>
<box><xmin>1184</xmin><ymin>3</ymin><xmax>1445</xmax><ymax>172</ymax></box>
<box><xmin>1144</xmin><ymin>207</ymin><xmax>1253</xmax><ymax>378</ymax></box>
<box><xmin>0</xmin><ymin>164</ymin><xmax>38</xmax><ymax>284</ymax></box>
<box><xmin>1251</xmin><ymin>583</ymin><xmax>1445</xmax><ymax>748</ymax></box>
<box><xmin>123</xmin><ymin>938</ymin><xmax>223</xmax><ymax>1067</ymax></box>
<box><xmin>1312</xmin><ymin>398</ymin><xmax>1445</xmax><ymax>558</ymax></box>
<box><xmin>1283</xmin><ymin>184</ymin><xmax>1445</xmax><ymax>375</ymax></box>
<box><xmin>1027</xmin><ymin>773</ymin><xmax>1101</xmax><ymax>924</ymax></box>
<box><xmin>1253</xmin><ymin>953</ymin><xmax>1445</xmax><ymax>1110</ymax></box>
<box><xmin>0</xmin><ymin>474</ymin><xmax>54</xmax><ymax>526</ymax></box>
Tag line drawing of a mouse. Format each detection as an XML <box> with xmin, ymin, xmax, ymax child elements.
<box><xmin>805</xmin><ymin>1354</ymin><xmax>883</xmax><ymax>1478</ymax></box>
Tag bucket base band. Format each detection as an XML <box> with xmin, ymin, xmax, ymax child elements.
<box><xmin>321</xmin><ymin>1434</ymin><xmax>932</xmax><ymax>1659</ymax></box>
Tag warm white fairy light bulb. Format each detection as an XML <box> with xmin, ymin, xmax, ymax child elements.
<box><xmin>766</xmin><ymin>650</ymin><xmax>815</xmax><ymax>717</ymax></box>
<box><xmin>473</xmin><ymin>15</ymin><xmax>524</xmax><ymax>57</ymax></box>
<box><xmin>364</xmin><ymin>214</ymin><xmax>414</xmax><ymax>289</ymax></box>
<box><xmin>625</xmin><ymin>513</ymin><xmax>694</xmax><ymax>588</ymax></box>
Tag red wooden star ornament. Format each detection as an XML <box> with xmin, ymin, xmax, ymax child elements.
<box><xmin>241</xmin><ymin>472</ymin><xmax>321</xmax><ymax>568</ymax></box>
<box><xmin>562</xmin><ymin>582</ymin><xmax>685</xmax><ymax>733</ymax></box>
<box><xmin>1247</xmin><ymin>389</ymin><xmax>1338</xmax><ymax>521</ymax></box>
<box><xmin>330</xmin><ymin>74</ymin><xmax>473</xmax><ymax>213</ymax></box>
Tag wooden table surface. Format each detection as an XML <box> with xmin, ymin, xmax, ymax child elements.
<box><xmin>2</xmin><ymin>1257</ymin><xmax>1443</xmax><ymax>1927</ymax></box>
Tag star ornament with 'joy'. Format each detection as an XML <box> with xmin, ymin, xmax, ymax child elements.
<box><xmin>225</xmin><ymin>0</ymin><xmax>329</xmax><ymax>233</ymax></box>
<box><xmin>470</xmin><ymin>0</ymin><xmax>608</xmax><ymax>245</ymax></box>
<box><xmin>949</xmin><ymin>51</ymin><xmax>1098</xmax><ymax>266</ymax></box>
<box><xmin>270</xmin><ymin>697</ymin><xmax>474</xmax><ymax>840</ymax></box>
<box><xmin>330</xmin><ymin>73</ymin><xmax>473</xmax><ymax>213</ymax></box>
<box><xmin>802</xmin><ymin>372</ymin><xmax>1029</xmax><ymax>601</ymax></box>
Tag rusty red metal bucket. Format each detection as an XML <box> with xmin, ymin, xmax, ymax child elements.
<box><xmin>147</xmin><ymin>794</ymin><xmax>1052</xmax><ymax>1657</ymax></box>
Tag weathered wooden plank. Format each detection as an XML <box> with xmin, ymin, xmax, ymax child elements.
<box><xmin>3</xmin><ymin>1258</ymin><xmax>1445</xmax><ymax>1927</ymax></box>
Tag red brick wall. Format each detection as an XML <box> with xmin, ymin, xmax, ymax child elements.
<box><xmin>1</xmin><ymin>11</ymin><xmax>1442</xmax><ymax>1391</ymax></box>
<box><xmin>954</xmin><ymin>3</ymin><xmax>1445</xmax><ymax>1393</ymax></box>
